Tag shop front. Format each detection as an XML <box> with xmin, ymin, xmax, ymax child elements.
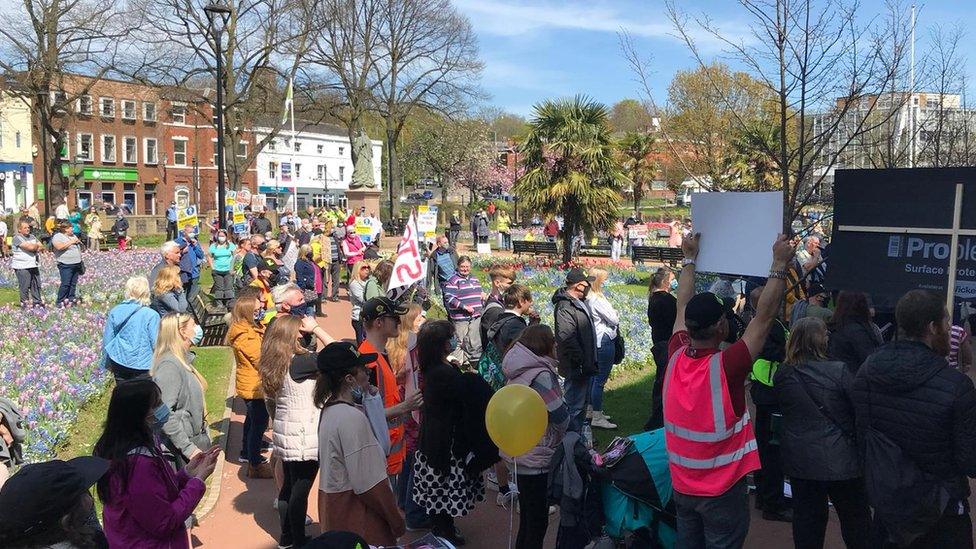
<box><xmin>61</xmin><ymin>166</ymin><xmax>142</xmax><ymax>213</ymax></box>
<box><xmin>0</xmin><ymin>163</ymin><xmax>33</xmax><ymax>212</ymax></box>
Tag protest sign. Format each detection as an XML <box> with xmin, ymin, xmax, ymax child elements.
<box><xmin>233</xmin><ymin>204</ymin><xmax>246</xmax><ymax>225</ymax></box>
<box><xmin>417</xmin><ymin>205</ymin><xmax>438</xmax><ymax>239</ymax></box>
<box><xmin>355</xmin><ymin>217</ymin><xmax>374</xmax><ymax>244</ymax></box>
<box><xmin>236</xmin><ymin>188</ymin><xmax>252</xmax><ymax>206</ymax></box>
<box><xmin>251</xmin><ymin>194</ymin><xmax>267</xmax><ymax>210</ymax></box>
<box><xmin>281</xmin><ymin>162</ymin><xmax>292</xmax><ymax>183</ymax></box>
<box><xmin>476</xmin><ymin>242</ymin><xmax>492</xmax><ymax>255</ymax></box>
<box><xmin>647</xmin><ymin>222</ymin><xmax>673</xmax><ymax>239</ymax></box>
<box><xmin>826</xmin><ymin>167</ymin><xmax>976</xmax><ymax>319</ymax></box>
<box><xmin>691</xmin><ymin>191</ymin><xmax>782</xmax><ymax>277</ymax></box>
<box><xmin>627</xmin><ymin>224</ymin><xmax>648</xmax><ymax>240</ymax></box>
<box><xmin>389</xmin><ymin>213</ymin><xmax>426</xmax><ymax>290</ymax></box>
<box><xmin>177</xmin><ymin>206</ymin><xmax>199</xmax><ymax>234</ymax></box>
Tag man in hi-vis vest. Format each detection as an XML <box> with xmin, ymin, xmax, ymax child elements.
<box><xmin>663</xmin><ymin>232</ymin><xmax>794</xmax><ymax>548</ymax></box>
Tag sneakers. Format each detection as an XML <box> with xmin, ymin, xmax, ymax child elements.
<box><xmin>246</xmin><ymin>462</ymin><xmax>274</xmax><ymax>479</ymax></box>
<box><xmin>591</xmin><ymin>411</ymin><xmax>617</xmax><ymax>430</ymax></box>
<box><xmin>432</xmin><ymin>525</ymin><xmax>466</xmax><ymax>546</ymax></box>
<box><xmin>496</xmin><ymin>483</ymin><xmax>518</xmax><ymax>508</ymax></box>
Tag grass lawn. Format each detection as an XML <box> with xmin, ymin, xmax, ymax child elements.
<box><xmin>594</xmin><ymin>366</ymin><xmax>656</xmax><ymax>449</ymax></box>
<box><xmin>56</xmin><ymin>346</ymin><xmax>235</xmax><ymax>461</ymax></box>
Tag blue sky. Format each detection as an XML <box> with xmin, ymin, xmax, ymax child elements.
<box><xmin>456</xmin><ymin>0</ymin><xmax>976</xmax><ymax>116</ymax></box>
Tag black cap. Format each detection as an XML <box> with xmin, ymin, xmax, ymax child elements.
<box><xmin>808</xmin><ymin>283</ymin><xmax>827</xmax><ymax>297</ymax></box>
<box><xmin>361</xmin><ymin>297</ymin><xmax>408</xmax><ymax>323</ymax></box>
<box><xmin>258</xmin><ymin>258</ymin><xmax>277</xmax><ymax>273</ymax></box>
<box><xmin>565</xmin><ymin>267</ymin><xmax>595</xmax><ymax>287</ymax></box>
<box><xmin>0</xmin><ymin>456</ymin><xmax>108</xmax><ymax>540</ymax></box>
<box><xmin>685</xmin><ymin>292</ymin><xmax>727</xmax><ymax>330</ymax></box>
<box><xmin>317</xmin><ymin>341</ymin><xmax>378</xmax><ymax>373</ymax></box>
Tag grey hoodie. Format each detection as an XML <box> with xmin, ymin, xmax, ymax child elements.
<box><xmin>502</xmin><ymin>343</ymin><xmax>569</xmax><ymax>472</ymax></box>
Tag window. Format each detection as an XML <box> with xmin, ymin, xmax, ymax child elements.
<box><xmin>123</xmin><ymin>191</ymin><xmax>137</xmax><ymax>213</ymax></box>
<box><xmin>77</xmin><ymin>133</ymin><xmax>93</xmax><ymax>161</ymax></box>
<box><xmin>174</xmin><ymin>188</ymin><xmax>190</xmax><ymax>208</ymax></box>
<box><xmin>269</xmin><ymin>140</ymin><xmax>277</xmax><ymax>152</ymax></box>
<box><xmin>15</xmin><ymin>131</ymin><xmax>21</xmax><ymax>148</ymax></box>
<box><xmin>123</xmin><ymin>137</ymin><xmax>137</xmax><ymax>164</ymax></box>
<box><xmin>99</xmin><ymin>97</ymin><xmax>115</xmax><ymax>118</ymax></box>
<box><xmin>237</xmin><ymin>142</ymin><xmax>247</xmax><ymax>158</ymax></box>
<box><xmin>173</xmin><ymin>139</ymin><xmax>187</xmax><ymax>165</ymax></box>
<box><xmin>926</xmin><ymin>98</ymin><xmax>939</xmax><ymax>109</ymax></box>
<box><xmin>77</xmin><ymin>95</ymin><xmax>93</xmax><ymax>115</ymax></box>
<box><xmin>51</xmin><ymin>91</ymin><xmax>67</xmax><ymax>113</ymax></box>
<box><xmin>317</xmin><ymin>165</ymin><xmax>326</xmax><ymax>181</ymax></box>
<box><xmin>317</xmin><ymin>144</ymin><xmax>323</xmax><ymax>154</ymax></box>
<box><xmin>144</xmin><ymin>138</ymin><xmax>158</xmax><ymax>164</ymax></box>
<box><xmin>143</xmin><ymin>102</ymin><xmax>156</xmax><ymax>122</ymax></box>
<box><xmin>121</xmin><ymin>100</ymin><xmax>136</xmax><ymax>120</ymax></box>
<box><xmin>294</xmin><ymin>141</ymin><xmax>302</xmax><ymax>152</ymax></box>
<box><xmin>171</xmin><ymin>104</ymin><xmax>186</xmax><ymax>124</ymax></box>
<box><xmin>338</xmin><ymin>146</ymin><xmax>344</xmax><ymax>156</ymax></box>
<box><xmin>101</xmin><ymin>191</ymin><xmax>115</xmax><ymax>205</ymax></box>
<box><xmin>339</xmin><ymin>166</ymin><xmax>344</xmax><ymax>181</ymax></box>
<box><xmin>269</xmin><ymin>162</ymin><xmax>277</xmax><ymax>179</ymax></box>
<box><xmin>295</xmin><ymin>163</ymin><xmax>302</xmax><ymax>179</ymax></box>
<box><xmin>101</xmin><ymin>135</ymin><xmax>116</xmax><ymax>162</ymax></box>
<box><xmin>211</xmin><ymin>138</ymin><xmax>218</xmax><ymax>165</ymax></box>
<box><xmin>77</xmin><ymin>191</ymin><xmax>92</xmax><ymax>210</ymax></box>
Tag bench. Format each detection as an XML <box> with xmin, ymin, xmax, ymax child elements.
<box><xmin>192</xmin><ymin>292</ymin><xmax>229</xmax><ymax>347</ymax></box>
<box><xmin>512</xmin><ymin>240</ymin><xmax>558</xmax><ymax>257</ymax></box>
<box><xmin>578</xmin><ymin>243</ymin><xmax>612</xmax><ymax>257</ymax></box>
<box><xmin>631</xmin><ymin>246</ymin><xmax>684</xmax><ymax>266</ymax></box>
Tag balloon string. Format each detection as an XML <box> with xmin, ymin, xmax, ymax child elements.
<box><xmin>509</xmin><ymin>460</ymin><xmax>518</xmax><ymax>549</ymax></box>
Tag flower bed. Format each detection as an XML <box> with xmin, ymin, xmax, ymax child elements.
<box><xmin>0</xmin><ymin>250</ymin><xmax>158</xmax><ymax>460</ymax></box>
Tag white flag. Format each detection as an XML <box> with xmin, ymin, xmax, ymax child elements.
<box><xmin>388</xmin><ymin>213</ymin><xmax>427</xmax><ymax>290</ymax></box>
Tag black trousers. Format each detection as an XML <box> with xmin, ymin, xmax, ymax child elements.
<box><xmin>791</xmin><ymin>477</ymin><xmax>870</xmax><ymax>549</ymax></box>
<box><xmin>109</xmin><ymin>360</ymin><xmax>150</xmax><ymax>382</ymax></box>
<box><xmin>516</xmin><ymin>473</ymin><xmax>550</xmax><ymax>549</ymax></box>
<box><xmin>753</xmin><ymin>399</ymin><xmax>788</xmax><ymax>512</ymax></box>
<box><xmin>277</xmin><ymin>459</ymin><xmax>318</xmax><ymax>547</ymax></box>
<box><xmin>645</xmin><ymin>341</ymin><xmax>668</xmax><ymax>431</ymax></box>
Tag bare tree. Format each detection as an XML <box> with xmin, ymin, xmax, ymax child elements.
<box><xmin>371</xmin><ymin>0</ymin><xmax>482</xmax><ymax>220</ymax></box>
<box><xmin>0</xmin><ymin>0</ymin><xmax>138</xmax><ymax>214</ymax></box>
<box><xmin>129</xmin><ymin>0</ymin><xmax>310</xmax><ymax>190</ymax></box>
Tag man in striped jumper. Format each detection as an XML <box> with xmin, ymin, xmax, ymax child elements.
<box><xmin>443</xmin><ymin>255</ymin><xmax>485</xmax><ymax>368</ymax></box>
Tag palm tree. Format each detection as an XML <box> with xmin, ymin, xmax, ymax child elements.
<box><xmin>515</xmin><ymin>96</ymin><xmax>624</xmax><ymax>262</ymax></box>
<box><xmin>618</xmin><ymin>132</ymin><xmax>657</xmax><ymax>212</ymax></box>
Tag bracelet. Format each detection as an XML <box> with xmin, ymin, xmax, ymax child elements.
<box><xmin>768</xmin><ymin>270</ymin><xmax>787</xmax><ymax>280</ymax></box>
<box><xmin>681</xmin><ymin>258</ymin><xmax>696</xmax><ymax>267</ymax></box>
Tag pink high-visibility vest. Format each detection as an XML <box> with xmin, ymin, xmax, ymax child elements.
<box><xmin>663</xmin><ymin>346</ymin><xmax>761</xmax><ymax>497</ymax></box>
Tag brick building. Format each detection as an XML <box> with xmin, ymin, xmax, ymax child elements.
<box><xmin>34</xmin><ymin>75</ymin><xmax>255</xmax><ymax>215</ymax></box>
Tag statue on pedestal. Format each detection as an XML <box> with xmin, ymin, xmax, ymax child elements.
<box><xmin>349</xmin><ymin>129</ymin><xmax>375</xmax><ymax>190</ymax></box>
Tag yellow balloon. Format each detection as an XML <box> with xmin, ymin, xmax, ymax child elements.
<box><xmin>485</xmin><ymin>384</ymin><xmax>548</xmax><ymax>457</ymax></box>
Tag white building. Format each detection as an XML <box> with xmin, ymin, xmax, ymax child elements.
<box><xmin>253</xmin><ymin>122</ymin><xmax>382</xmax><ymax>211</ymax></box>
<box><xmin>0</xmin><ymin>92</ymin><xmax>36</xmax><ymax>213</ymax></box>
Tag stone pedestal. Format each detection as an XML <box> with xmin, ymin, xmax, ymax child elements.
<box><xmin>345</xmin><ymin>188</ymin><xmax>382</xmax><ymax>216</ymax></box>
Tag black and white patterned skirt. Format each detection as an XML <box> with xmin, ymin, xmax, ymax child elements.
<box><xmin>411</xmin><ymin>450</ymin><xmax>485</xmax><ymax>517</ymax></box>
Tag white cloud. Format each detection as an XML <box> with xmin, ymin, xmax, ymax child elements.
<box><xmin>482</xmin><ymin>59</ymin><xmax>572</xmax><ymax>93</ymax></box>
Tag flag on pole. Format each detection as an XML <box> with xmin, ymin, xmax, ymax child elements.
<box><xmin>388</xmin><ymin>212</ymin><xmax>426</xmax><ymax>291</ymax></box>
<box><xmin>281</xmin><ymin>77</ymin><xmax>293</xmax><ymax>125</ymax></box>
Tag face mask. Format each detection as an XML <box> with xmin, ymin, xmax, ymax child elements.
<box><xmin>670</xmin><ymin>279</ymin><xmax>679</xmax><ymax>291</ymax></box>
<box><xmin>191</xmin><ymin>324</ymin><xmax>203</xmax><ymax>346</ymax></box>
<box><xmin>289</xmin><ymin>302</ymin><xmax>309</xmax><ymax>317</ymax></box>
<box><xmin>448</xmin><ymin>335</ymin><xmax>459</xmax><ymax>353</ymax></box>
<box><xmin>351</xmin><ymin>385</ymin><xmax>364</xmax><ymax>404</ymax></box>
<box><xmin>152</xmin><ymin>403</ymin><xmax>170</xmax><ymax>432</ymax></box>
<box><xmin>253</xmin><ymin>306</ymin><xmax>266</xmax><ymax>323</ymax></box>
<box><xmin>258</xmin><ymin>242</ymin><xmax>268</xmax><ymax>252</ymax></box>
<box><xmin>218</xmin><ymin>236</ymin><xmax>227</xmax><ymax>243</ymax></box>
<box><xmin>581</xmin><ymin>285</ymin><xmax>591</xmax><ymax>299</ymax></box>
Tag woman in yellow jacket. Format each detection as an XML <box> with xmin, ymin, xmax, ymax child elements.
<box><xmin>496</xmin><ymin>210</ymin><xmax>511</xmax><ymax>251</ymax></box>
<box><xmin>225</xmin><ymin>285</ymin><xmax>274</xmax><ymax>478</ymax></box>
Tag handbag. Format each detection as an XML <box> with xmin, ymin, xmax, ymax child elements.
<box><xmin>612</xmin><ymin>332</ymin><xmax>626</xmax><ymax>365</ymax></box>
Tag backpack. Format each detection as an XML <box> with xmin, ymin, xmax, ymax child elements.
<box><xmin>863</xmin><ymin>385</ymin><xmax>950</xmax><ymax>546</ymax></box>
<box><xmin>477</xmin><ymin>301</ymin><xmax>506</xmax><ymax>390</ymax></box>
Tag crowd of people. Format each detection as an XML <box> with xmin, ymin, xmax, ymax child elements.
<box><xmin>2</xmin><ymin>197</ymin><xmax>976</xmax><ymax>549</ymax></box>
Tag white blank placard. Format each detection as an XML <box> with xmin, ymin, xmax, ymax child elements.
<box><xmin>691</xmin><ymin>191</ymin><xmax>783</xmax><ymax>277</ymax></box>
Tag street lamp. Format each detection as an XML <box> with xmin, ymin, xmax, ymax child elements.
<box><xmin>204</xmin><ymin>1</ymin><xmax>232</xmax><ymax>230</ymax></box>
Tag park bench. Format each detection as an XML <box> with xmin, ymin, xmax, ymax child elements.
<box><xmin>579</xmin><ymin>243</ymin><xmax>612</xmax><ymax>257</ymax></box>
<box><xmin>192</xmin><ymin>292</ymin><xmax>229</xmax><ymax>347</ymax></box>
<box><xmin>631</xmin><ymin>245</ymin><xmax>684</xmax><ymax>267</ymax></box>
<box><xmin>512</xmin><ymin>240</ymin><xmax>559</xmax><ymax>257</ymax></box>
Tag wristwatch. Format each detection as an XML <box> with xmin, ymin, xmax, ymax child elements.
<box><xmin>681</xmin><ymin>258</ymin><xmax>696</xmax><ymax>267</ymax></box>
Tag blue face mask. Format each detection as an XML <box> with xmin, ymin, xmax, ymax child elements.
<box><xmin>289</xmin><ymin>302</ymin><xmax>309</xmax><ymax>317</ymax></box>
<box><xmin>670</xmin><ymin>278</ymin><xmax>679</xmax><ymax>291</ymax></box>
<box><xmin>253</xmin><ymin>306</ymin><xmax>266</xmax><ymax>323</ymax></box>
<box><xmin>351</xmin><ymin>385</ymin><xmax>364</xmax><ymax>404</ymax></box>
<box><xmin>191</xmin><ymin>324</ymin><xmax>203</xmax><ymax>346</ymax></box>
<box><xmin>152</xmin><ymin>403</ymin><xmax>170</xmax><ymax>431</ymax></box>
<box><xmin>448</xmin><ymin>335</ymin><xmax>459</xmax><ymax>353</ymax></box>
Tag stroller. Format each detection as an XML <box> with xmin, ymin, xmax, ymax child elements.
<box><xmin>599</xmin><ymin>429</ymin><xmax>676</xmax><ymax>548</ymax></box>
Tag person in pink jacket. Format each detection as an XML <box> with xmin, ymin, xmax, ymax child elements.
<box><xmin>94</xmin><ymin>379</ymin><xmax>220</xmax><ymax>549</ymax></box>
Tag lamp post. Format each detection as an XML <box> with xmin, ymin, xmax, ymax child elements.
<box><xmin>204</xmin><ymin>1</ymin><xmax>232</xmax><ymax>230</ymax></box>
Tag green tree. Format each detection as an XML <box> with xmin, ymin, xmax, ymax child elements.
<box><xmin>490</xmin><ymin>112</ymin><xmax>529</xmax><ymax>140</ymax></box>
<box><xmin>618</xmin><ymin>132</ymin><xmax>657</xmax><ymax>211</ymax></box>
<box><xmin>515</xmin><ymin>96</ymin><xmax>624</xmax><ymax>262</ymax></box>
<box><xmin>609</xmin><ymin>98</ymin><xmax>654</xmax><ymax>134</ymax></box>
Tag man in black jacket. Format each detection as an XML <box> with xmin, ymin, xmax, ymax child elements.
<box><xmin>552</xmin><ymin>268</ymin><xmax>598</xmax><ymax>433</ymax></box>
<box><xmin>854</xmin><ymin>289</ymin><xmax>976</xmax><ymax>547</ymax></box>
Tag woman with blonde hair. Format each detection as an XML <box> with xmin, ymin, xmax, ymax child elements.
<box><xmin>364</xmin><ymin>259</ymin><xmax>394</xmax><ymax>300</ymax></box>
<box><xmin>225</xmin><ymin>286</ymin><xmax>273</xmax><ymax>478</ymax></box>
<box><xmin>152</xmin><ymin>313</ymin><xmax>210</xmax><ymax>469</ymax></box>
<box><xmin>103</xmin><ymin>276</ymin><xmax>161</xmax><ymax>381</ymax></box>
<box><xmin>151</xmin><ymin>265</ymin><xmax>188</xmax><ymax>315</ymax></box>
<box><xmin>773</xmin><ymin>317</ymin><xmax>869</xmax><ymax>549</ymax></box>
<box><xmin>349</xmin><ymin>260</ymin><xmax>371</xmax><ymax>343</ymax></box>
<box><xmin>586</xmin><ymin>267</ymin><xmax>621</xmax><ymax>430</ymax></box>
<box><xmin>260</xmin><ymin>315</ymin><xmax>325</xmax><ymax>548</ymax></box>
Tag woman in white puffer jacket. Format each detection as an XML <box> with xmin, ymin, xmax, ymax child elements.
<box><xmin>260</xmin><ymin>314</ymin><xmax>334</xmax><ymax>549</ymax></box>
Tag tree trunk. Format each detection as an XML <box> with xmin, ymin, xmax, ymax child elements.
<box><xmin>561</xmin><ymin>213</ymin><xmax>574</xmax><ymax>264</ymax></box>
<box><xmin>387</xmin><ymin>126</ymin><xmax>398</xmax><ymax>222</ymax></box>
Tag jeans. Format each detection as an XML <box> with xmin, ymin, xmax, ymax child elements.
<box><xmin>183</xmin><ymin>277</ymin><xmax>200</xmax><ymax>306</ymax></box>
<box><xmin>277</xmin><ymin>459</ymin><xmax>318</xmax><ymax>547</ymax></box>
<box><xmin>211</xmin><ymin>271</ymin><xmax>235</xmax><ymax>307</ymax></box>
<box><xmin>328</xmin><ymin>261</ymin><xmax>341</xmax><ymax>299</ymax></box>
<box><xmin>672</xmin><ymin>478</ymin><xmax>750</xmax><ymax>549</ymax></box>
<box><xmin>167</xmin><ymin>221</ymin><xmax>178</xmax><ymax>241</ymax></box>
<box><xmin>15</xmin><ymin>267</ymin><xmax>41</xmax><ymax>306</ymax></box>
<box><xmin>448</xmin><ymin>230</ymin><xmax>459</xmax><ymax>249</ymax></box>
<box><xmin>791</xmin><ymin>477</ymin><xmax>870</xmax><ymax>549</ymax></box>
<box><xmin>516</xmin><ymin>473</ymin><xmax>550</xmax><ymax>549</ymax></box>
<box><xmin>591</xmin><ymin>335</ymin><xmax>616</xmax><ymax>412</ymax></box>
<box><xmin>563</xmin><ymin>374</ymin><xmax>592</xmax><ymax>433</ymax></box>
<box><xmin>397</xmin><ymin>451</ymin><xmax>430</xmax><ymax>527</ymax></box>
<box><xmin>241</xmin><ymin>398</ymin><xmax>269</xmax><ymax>466</ymax></box>
<box><xmin>352</xmin><ymin>319</ymin><xmax>365</xmax><ymax>344</ymax></box>
<box><xmin>56</xmin><ymin>262</ymin><xmax>82</xmax><ymax>306</ymax></box>
<box><xmin>645</xmin><ymin>341</ymin><xmax>669</xmax><ymax>430</ymax></box>
<box><xmin>450</xmin><ymin>317</ymin><xmax>482</xmax><ymax>368</ymax></box>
